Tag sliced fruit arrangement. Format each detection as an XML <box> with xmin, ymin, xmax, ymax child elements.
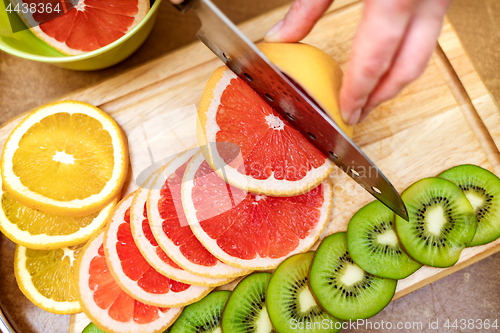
<box><xmin>310</xmin><ymin>232</ymin><xmax>397</xmax><ymax>321</ymax></box>
<box><xmin>1</xmin><ymin>100</ymin><xmax>128</xmax><ymax>217</ymax></box>
<box><xmin>14</xmin><ymin>244</ymin><xmax>82</xmax><ymax>314</ymax></box>
<box><xmin>347</xmin><ymin>200</ymin><xmax>421</xmax><ymax>279</ymax></box>
<box><xmin>267</xmin><ymin>252</ymin><xmax>343</xmax><ymax>333</ymax></box>
<box><xmin>21</xmin><ymin>0</ymin><xmax>150</xmax><ymax>55</ymax></box>
<box><xmin>103</xmin><ymin>193</ymin><xmax>212</xmax><ymax>307</ymax></box>
<box><xmin>395</xmin><ymin>178</ymin><xmax>477</xmax><ymax>268</ymax></box>
<box><xmin>76</xmin><ymin>231</ymin><xmax>182</xmax><ymax>333</ymax></box>
<box><xmin>439</xmin><ymin>164</ymin><xmax>500</xmax><ymax>247</ymax></box>
<box><xmin>169</xmin><ymin>290</ymin><xmax>230</xmax><ymax>333</ymax></box>
<box><xmin>131</xmin><ymin>183</ymin><xmax>235</xmax><ymax>286</ymax></box>
<box><xmin>0</xmin><ymin>174</ymin><xmax>116</xmax><ymax>250</ymax></box>
<box><xmin>148</xmin><ymin>150</ymin><xmax>249</xmax><ymax>278</ymax></box>
<box><xmin>221</xmin><ymin>273</ymin><xmax>275</xmax><ymax>333</ymax></box>
<box><xmin>182</xmin><ymin>151</ymin><xmax>333</xmax><ymax>270</ymax></box>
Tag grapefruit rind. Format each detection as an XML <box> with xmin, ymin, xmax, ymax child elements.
<box><xmin>29</xmin><ymin>0</ymin><xmax>150</xmax><ymax>56</ymax></box>
<box><xmin>182</xmin><ymin>151</ymin><xmax>334</xmax><ymax>270</ymax></box>
<box><xmin>14</xmin><ymin>245</ymin><xmax>82</xmax><ymax>314</ymax></box>
<box><xmin>104</xmin><ymin>192</ymin><xmax>212</xmax><ymax>307</ymax></box>
<box><xmin>197</xmin><ymin>67</ymin><xmax>335</xmax><ymax>197</ymax></box>
<box><xmin>75</xmin><ymin>231</ymin><xmax>182</xmax><ymax>333</ymax></box>
<box><xmin>131</xmin><ymin>176</ymin><xmax>235</xmax><ymax>287</ymax></box>
<box><xmin>1</xmin><ymin>101</ymin><xmax>128</xmax><ymax>217</ymax></box>
<box><xmin>256</xmin><ymin>43</ymin><xmax>353</xmax><ymax>137</ymax></box>
<box><xmin>147</xmin><ymin>151</ymin><xmax>250</xmax><ymax>278</ymax></box>
<box><xmin>0</xmin><ymin>170</ymin><xmax>116</xmax><ymax>249</ymax></box>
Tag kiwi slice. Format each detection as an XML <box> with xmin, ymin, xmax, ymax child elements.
<box><xmin>347</xmin><ymin>200</ymin><xmax>422</xmax><ymax>279</ymax></box>
<box><xmin>395</xmin><ymin>177</ymin><xmax>476</xmax><ymax>267</ymax></box>
<box><xmin>267</xmin><ymin>252</ymin><xmax>342</xmax><ymax>333</ymax></box>
<box><xmin>82</xmin><ymin>323</ymin><xmax>104</xmax><ymax>333</ymax></box>
<box><xmin>309</xmin><ymin>232</ymin><xmax>397</xmax><ymax>321</ymax></box>
<box><xmin>222</xmin><ymin>272</ymin><xmax>276</xmax><ymax>333</ymax></box>
<box><xmin>170</xmin><ymin>290</ymin><xmax>230</xmax><ymax>333</ymax></box>
<box><xmin>439</xmin><ymin>164</ymin><xmax>500</xmax><ymax>246</ymax></box>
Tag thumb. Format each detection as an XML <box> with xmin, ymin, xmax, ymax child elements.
<box><xmin>265</xmin><ymin>0</ymin><xmax>334</xmax><ymax>42</ymax></box>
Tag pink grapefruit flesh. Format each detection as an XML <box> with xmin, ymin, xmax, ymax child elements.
<box><xmin>182</xmin><ymin>152</ymin><xmax>333</xmax><ymax>270</ymax></box>
<box><xmin>30</xmin><ymin>0</ymin><xmax>149</xmax><ymax>55</ymax></box>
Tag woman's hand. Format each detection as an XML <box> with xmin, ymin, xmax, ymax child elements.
<box><xmin>265</xmin><ymin>0</ymin><xmax>453</xmax><ymax>125</ymax></box>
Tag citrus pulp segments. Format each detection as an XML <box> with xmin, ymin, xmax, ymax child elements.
<box><xmin>1</xmin><ymin>101</ymin><xmax>128</xmax><ymax>217</ymax></box>
<box><xmin>197</xmin><ymin>66</ymin><xmax>335</xmax><ymax>197</ymax></box>
<box><xmin>0</xmin><ymin>173</ymin><xmax>116</xmax><ymax>250</ymax></box>
<box><xmin>147</xmin><ymin>150</ymin><xmax>250</xmax><ymax>278</ymax></box>
<box><xmin>182</xmin><ymin>151</ymin><xmax>333</xmax><ymax>270</ymax></box>
<box><xmin>14</xmin><ymin>245</ymin><xmax>81</xmax><ymax>314</ymax></box>
<box><xmin>103</xmin><ymin>192</ymin><xmax>212</xmax><ymax>307</ymax></box>
<box><xmin>30</xmin><ymin>0</ymin><xmax>150</xmax><ymax>55</ymax></box>
<box><xmin>131</xmin><ymin>184</ymin><xmax>235</xmax><ymax>287</ymax></box>
<box><xmin>75</xmin><ymin>231</ymin><xmax>182</xmax><ymax>333</ymax></box>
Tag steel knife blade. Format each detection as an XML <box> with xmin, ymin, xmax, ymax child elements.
<box><xmin>175</xmin><ymin>0</ymin><xmax>409</xmax><ymax>221</ymax></box>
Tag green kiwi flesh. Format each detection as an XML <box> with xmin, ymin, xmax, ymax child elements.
<box><xmin>267</xmin><ymin>252</ymin><xmax>342</xmax><ymax>333</ymax></box>
<box><xmin>347</xmin><ymin>200</ymin><xmax>422</xmax><ymax>279</ymax></box>
<box><xmin>222</xmin><ymin>272</ymin><xmax>276</xmax><ymax>333</ymax></box>
<box><xmin>395</xmin><ymin>177</ymin><xmax>477</xmax><ymax>267</ymax></box>
<box><xmin>439</xmin><ymin>164</ymin><xmax>500</xmax><ymax>246</ymax></box>
<box><xmin>309</xmin><ymin>232</ymin><xmax>397</xmax><ymax>321</ymax></box>
<box><xmin>170</xmin><ymin>290</ymin><xmax>230</xmax><ymax>333</ymax></box>
<box><xmin>82</xmin><ymin>323</ymin><xmax>104</xmax><ymax>333</ymax></box>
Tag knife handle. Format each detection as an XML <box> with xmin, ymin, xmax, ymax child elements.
<box><xmin>174</xmin><ymin>0</ymin><xmax>196</xmax><ymax>13</ymax></box>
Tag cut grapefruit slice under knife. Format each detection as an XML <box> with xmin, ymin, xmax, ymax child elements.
<box><xmin>197</xmin><ymin>66</ymin><xmax>335</xmax><ymax>197</ymax></box>
<box><xmin>130</xmin><ymin>177</ymin><xmax>235</xmax><ymax>287</ymax></box>
<box><xmin>148</xmin><ymin>150</ymin><xmax>249</xmax><ymax>278</ymax></box>
<box><xmin>27</xmin><ymin>0</ymin><xmax>150</xmax><ymax>55</ymax></box>
<box><xmin>75</xmin><ymin>231</ymin><xmax>182</xmax><ymax>333</ymax></box>
<box><xmin>103</xmin><ymin>193</ymin><xmax>212</xmax><ymax>307</ymax></box>
<box><xmin>182</xmin><ymin>151</ymin><xmax>333</xmax><ymax>270</ymax></box>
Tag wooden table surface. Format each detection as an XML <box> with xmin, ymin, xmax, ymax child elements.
<box><xmin>1</xmin><ymin>1</ymin><xmax>500</xmax><ymax>333</ymax></box>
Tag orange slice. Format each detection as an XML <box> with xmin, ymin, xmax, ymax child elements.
<box><xmin>0</xmin><ymin>171</ymin><xmax>116</xmax><ymax>250</ymax></box>
<box><xmin>103</xmin><ymin>192</ymin><xmax>212</xmax><ymax>307</ymax></box>
<box><xmin>147</xmin><ymin>150</ymin><xmax>249</xmax><ymax>278</ymax></box>
<box><xmin>75</xmin><ymin>231</ymin><xmax>182</xmax><ymax>333</ymax></box>
<box><xmin>14</xmin><ymin>244</ymin><xmax>82</xmax><ymax>314</ymax></box>
<box><xmin>1</xmin><ymin>101</ymin><xmax>128</xmax><ymax>217</ymax></box>
<box><xmin>182</xmin><ymin>151</ymin><xmax>333</xmax><ymax>270</ymax></box>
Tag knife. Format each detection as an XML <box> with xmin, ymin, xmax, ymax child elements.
<box><xmin>175</xmin><ymin>0</ymin><xmax>409</xmax><ymax>221</ymax></box>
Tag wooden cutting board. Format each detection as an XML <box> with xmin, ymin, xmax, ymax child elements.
<box><xmin>1</xmin><ymin>0</ymin><xmax>500</xmax><ymax>332</ymax></box>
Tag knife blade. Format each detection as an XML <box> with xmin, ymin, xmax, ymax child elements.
<box><xmin>175</xmin><ymin>0</ymin><xmax>409</xmax><ymax>221</ymax></box>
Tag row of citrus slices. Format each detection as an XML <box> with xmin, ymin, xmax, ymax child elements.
<box><xmin>0</xmin><ymin>101</ymin><xmax>130</xmax><ymax>315</ymax></box>
<box><xmin>76</xmin><ymin>142</ymin><xmax>334</xmax><ymax>332</ymax></box>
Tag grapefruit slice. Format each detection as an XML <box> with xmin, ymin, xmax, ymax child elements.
<box><xmin>147</xmin><ymin>150</ymin><xmax>250</xmax><ymax>278</ymax></box>
<box><xmin>75</xmin><ymin>231</ymin><xmax>182</xmax><ymax>333</ymax></box>
<box><xmin>130</xmin><ymin>179</ymin><xmax>235</xmax><ymax>287</ymax></box>
<box><xmin>27</xmin><ymin>0</ymin><xmax>150</xmax><ymax>55</ymax></box>
<box><xmin>103</xmin><ymin>192</ymin><xmax>212</xmax><ymax>307</ymax></box>
<box><xmin>197</xmin><ymin>43</ymin><xmax>353</xmax><ymax>197</ymax></box>
<box><xmin>182</xmin><ymin>151</ymin><xmax>333</xmax><ymax>270</ymax></box>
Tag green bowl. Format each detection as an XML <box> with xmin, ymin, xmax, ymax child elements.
<box><xmin>0</xmin><ymin>0</ymin><xmax>161</xmax><ymax>70</ymax></box>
